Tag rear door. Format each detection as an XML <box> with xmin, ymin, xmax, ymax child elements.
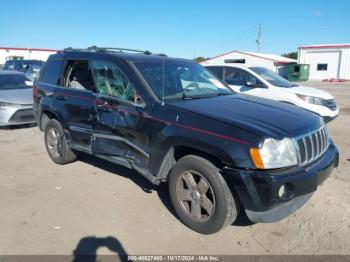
<box><xmin>52</xmin><ymin>54</ymin><xmax>96</xmax><ymax>152</ymax></box>
<box><xmin>90</xmin><ymin>58</ymin><xmax>151</xmax><ymax>168</ymax></box>
<box><xmin>35</xmin><ymin>54</ymin><xmax>68</xmax><ymax>127</ymax></box>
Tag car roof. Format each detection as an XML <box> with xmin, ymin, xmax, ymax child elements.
<box><xmin>0</xmin><ymin>70</ymin><xmax>26</xmax><ymax>75</ymax></box>
<box><xmin>114</xmin><ymin>52</ymin><xmax>190</xmax><ymax>63</ymax></box>
<box><xmin>58</xmin><ymin>49</ymin><xmax>191</xmax><ymax>63</ymax></box>
<box><xmin>203</xmin><ymin>63</ymin><xmax>253</xmax><ymax>70</ymax></box>
<box><xmin>5</xmin><ymin>59</ymin><xmax>43</xmax><ymax>62</ymax></box>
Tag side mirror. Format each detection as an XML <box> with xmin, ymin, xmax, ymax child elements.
<box><xmin>246</xmin><ymin>78</ymin><xmax>264</xmax><ymax>88</ymax></box>
<box><xmin>246</xmin><ymin>78</ymin><xmax>257</xmax><ymax>87</ymax></box>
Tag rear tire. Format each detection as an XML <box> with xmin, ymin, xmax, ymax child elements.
<box><xmin>44</xmin><ymin>119</ymin><xmax>77</xmax><ymax>165</ymax></box>
<box><xmin>169</xmin><ymin>155</ymin><xmax>239</xmax><ymax>234</ymax></box>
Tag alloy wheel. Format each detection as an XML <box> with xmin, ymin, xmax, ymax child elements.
<box><xmin>176</xmin><ymin>170</ymin><xmax>216</xmax><ymax>222</ymax></box>
<box><xmin>47</xmin><ymin>127</ymin><xmax>62</xmax><ymax>158</ymax></box>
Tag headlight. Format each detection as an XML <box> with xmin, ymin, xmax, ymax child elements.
<box><xmin>296</xmin><ymin>94</ymin><xmax>323</xmax><ymax>105</ymax></box>
<box><xmin>250</xmin><ymin>138</ymin><xmax>298</xmax><ymax>169</ymax></box>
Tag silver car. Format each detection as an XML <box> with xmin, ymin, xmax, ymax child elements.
<box><xmin>0</xmin><ymin>71</ymin><xmax>35</xmax><ymax>126</ymax></box>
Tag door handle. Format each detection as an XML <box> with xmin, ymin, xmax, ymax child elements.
<box><xmin>95</xmin><ymin>100</ymin><xmax>113</xmax><ymax>112</ymax></box>
<box><xmin>56</xmin><ymin>95</ymin><xmax>67</xmax><ymax>101</ymax></box>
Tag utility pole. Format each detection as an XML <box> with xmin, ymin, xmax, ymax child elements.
<box><xmin>256</xmin><ymin>23</ymin><xmax>262</xmax><ymax>53</ymax></box>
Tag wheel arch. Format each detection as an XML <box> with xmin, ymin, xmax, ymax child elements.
<box><xmin>40</xmin><ymin>110</ymin><xmax>59</xmax><ymax>131</ymax></box>
<box><xmin>155</xmin><ymin>143</ymin><xmax>233</xmax><ymax>182</ymax></box>
<box><xmin>173</xmin><ymin>145</ymin><xmax>226</xmax><ymax>169</ymax></box>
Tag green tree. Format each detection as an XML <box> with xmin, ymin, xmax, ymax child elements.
<box><xmin>193</xmin><ymin>57</ymin><xmax>208</xmax><ymax>63</ymax></box>
<box><xmin>281</xmin><ymin>51</ymin><xmax>298</xmax><ymax>60</ymax></box>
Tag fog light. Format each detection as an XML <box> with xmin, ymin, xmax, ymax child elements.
<box><xmin>278</xmin><ymin>185</ymin><xmax>286</xmax><ymax>198</ymax></box>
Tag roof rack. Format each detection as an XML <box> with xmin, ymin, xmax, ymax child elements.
<box><xmin>60</xmin><ymin>46</ymin><xmax>166</xmax><ymax>56</ymax></box>
<box><xmin>89</xmin><ymin>46</ymin><xmax>152</xmax><ymax>55</ymax></box>
<box><xmin>60</xmin><ymin>47</ymin><xmax>89</xmax><ymax>53</ymax></box>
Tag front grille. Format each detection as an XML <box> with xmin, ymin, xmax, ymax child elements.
<box><xmin>294</xmin><ymin>126</ymin><xmax>329</xmax><ymax>166</ymax></box>
<box><xmin>322</xmin><ymin>99</ymin><xmax>337</xmax><ymax>111</ymax></box>
<box><xmin>9</xmin><ymin>109</ymin><xmax>35</xmax><ymax>123</ymax></box>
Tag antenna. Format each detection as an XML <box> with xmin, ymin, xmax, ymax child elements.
<box><xmin>161</xmin><ymin>18</ymin><xmax>165</xmax><ymax>106</ymax></box>
<box><xmin>256</xmin><ymin>23</ymin><xmax>262</xmax><ymax>53</ymax></box>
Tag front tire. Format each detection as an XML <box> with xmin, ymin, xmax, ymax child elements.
<box><xmin>169</xmin><ymin>155</ymin><xmax>239</xmax><ymax>234</ymax></box>
<box><xmin>44</xmin><ymin>119</ymin><xmax>77</xmax><ymax>165</ymax></box>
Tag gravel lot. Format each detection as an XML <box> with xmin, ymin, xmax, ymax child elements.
<box><xmin>0</xmin><ymin>82</ymin><xmax>349</xmax><ymax>256</ymax></box>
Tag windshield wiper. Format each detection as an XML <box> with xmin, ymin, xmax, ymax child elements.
<box><xmin>182</xmin><ymin>92</ymin><xmax>232</xmax><ymax>100</ymax></box>
<box><xmin>215</xmin><ymin>92</ymin><xmax>232</xmax><ymax>96</ymax></box>
<box><xmin>164</xmin><ymin>92</ymin><xmax>232</xmax><ymax>101</ymax></box>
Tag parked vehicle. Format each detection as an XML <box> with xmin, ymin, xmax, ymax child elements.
<box><xmin>33</xmin><ymin>47</ymin><xmax>339</xmax><ymax>234</ymax></box>
<box><xmin>3</xmin><ymin>59</ymin><xmax>44</xmax><ymax>80</ymax></box>
<box><xmin>205</xmin><ymin>64</ymin><xmax>339</xmax><ymax>122</ymax></box>
<box><xmin>0</xmin><ymin>71</ymin><xmax>36</xmax><ymax>126</ymax></box>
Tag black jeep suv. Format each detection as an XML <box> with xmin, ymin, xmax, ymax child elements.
<box><xmin>33</xmin><ymin>47</ymin><xmax>339</xmax><ymax>234</ymax></box>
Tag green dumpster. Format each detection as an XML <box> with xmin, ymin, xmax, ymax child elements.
<box><xmin>287</xmin><ymin>64</ymin><xmax>310</xmax><ymax>82</ymax></box>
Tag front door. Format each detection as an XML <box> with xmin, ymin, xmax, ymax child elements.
<box><xmin>90</xmin><ymin>58</ymin><xmax>151</xmax><ymax>168</ymax></box>
<box><xmin>223</xmin><ymin>67</ymin><xmax>267</xmax><ymax>98</ymax></box>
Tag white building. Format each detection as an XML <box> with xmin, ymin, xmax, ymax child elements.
<box><xmin>201</xmin><ymin>50</ymin><xmax>297</xmax><ymax>77</ymax></box>
<box><xmin>0</xmin><ymin>47</ymin><xmax>57</xmax><ymax>65</ymax></box>
<box><xmin>298</xmin><ymin>44</ymin><xmax>350</xmax><ymax>80</ymax></box>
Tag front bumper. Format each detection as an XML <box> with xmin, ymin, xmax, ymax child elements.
<box><xmin>323</xmin><ymin>113</ymin><xmax>338</xmax><ymax>123</ymax></box>
<box><xmin>0</xmin><ymin>105</ymin><xmax>35</xmax><ymax>126</ymax></box>
<box><xmin>300</xmin><ymin>101</ymin><xmax>339</xmax><ymax>123</ymax></box>
<box><xmin>315</xmin><ymin>106</ymin><xmax>339</xmax><ymax>123</ymax></box>
<box><xmin>224</xmin><ymin>141</ymin><xmax>339</xmax><ymax>223</ymax></box>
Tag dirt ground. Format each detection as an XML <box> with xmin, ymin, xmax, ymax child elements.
<box><xmin>0</xmin><ymin>82</ymin><xmax>349</xmax><ymax>256</ymax></box>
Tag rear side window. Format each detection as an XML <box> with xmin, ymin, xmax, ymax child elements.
<box><xmin>39</xmin><ymin>58</ymin><xmax>63</xmax><ymax>85</ymax></box>
<box><xmin>62</xmin><ymin>60</ymin><xmax>96</xmax><ymax>92</ymax></box>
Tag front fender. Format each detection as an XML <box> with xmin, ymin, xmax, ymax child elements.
<box><xmin>148</xmin><ymin>124</ymin><xmax>258</xmax><ymax>178</ymax></box>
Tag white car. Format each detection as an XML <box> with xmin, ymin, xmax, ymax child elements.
<box><xmin>205</xmin><ymin>64</ymin><xmax>339</xmax><ymax>122</ymax></box>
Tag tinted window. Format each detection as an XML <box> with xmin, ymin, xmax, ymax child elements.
<box><xmin>39</xmin><ymin>58</ymin><xmax>63</xmax><ymax>85</ymax></box>
<box><xmin>91</xmin><ymin>60</ymin><xmax>136</xmax><ymax>102</ymax></box>
<box><xmin>0</xmin><ymin>74</ymin><xmax>33</xmax><ymax>90</ymax></box>
<box><xmin>206</xmin><ymin>66</ymin><xmax>223</xmax><ymax>80</ymax></box>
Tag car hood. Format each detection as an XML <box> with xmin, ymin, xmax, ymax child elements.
<box><xmin>288</xmin><ymin>85</ymin><xmax>334</xmax><ymax>99</ymax></box>
<box><xmin>0</xmin><ymin>88</ymin><xmax>33</xmax><ymax>105</ymax></box>
<box><xmin>168</xmin><ymin>94</ymin><xmax>323</xmax><ymax>139</ymax></box>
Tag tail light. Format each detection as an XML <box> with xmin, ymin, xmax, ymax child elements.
<box><xmin>32</xmin><ymin>85</ymin><xmax>38</xmax><ymax>101</ymax></box>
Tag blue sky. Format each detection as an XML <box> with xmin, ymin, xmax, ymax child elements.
<box><xmin>0</xmin><ymin>0</ymin><xmax>349</xmax><ymax>58</ymax></box>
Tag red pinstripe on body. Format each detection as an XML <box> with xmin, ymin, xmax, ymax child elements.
<box><xmin>57</xmin><ymin>93</ymin><xmax>250</xmax><ymax>145</ymax></box>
